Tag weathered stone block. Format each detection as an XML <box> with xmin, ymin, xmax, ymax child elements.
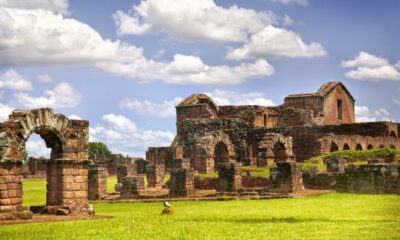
<box><xmin>217</xmin><ymin>163</ymin><xmax>242</xmax><ymax>192</ymax></box>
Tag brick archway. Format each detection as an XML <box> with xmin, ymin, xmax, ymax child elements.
<box><xmin>194</xmin><ymin>131</ymin><xmax>235</xmax><ymax>173</ymax></box>
<box><xmin>0</xmin><ymin>108</ymin><xmax>89</xmax><ymax>217</ymax></box>
<box><xmin>257</xmin><ymin>133</ymin><xmax>294</xmax><ymax>165</ymax></box>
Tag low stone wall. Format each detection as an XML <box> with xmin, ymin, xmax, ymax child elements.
<box><xmin>242</xmin><ymin>176</ymin><xmax>269</xmax><ymax>188</ymax></box>
<box><xmin>194</xmin><ymin>177</ymin><xmax>218</xmax><ymax>190</ymax></box>
<box><xmin>304</xmin><ymin>163</ymin><xmax>400</xmax><ymax>194</ymax></box>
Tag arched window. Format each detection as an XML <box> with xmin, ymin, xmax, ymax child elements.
<box><xmin>355</xmin><ymin>144</ymin><xmax>362</xmax><ymax>151</ymax></box>
<box><xmin>330</xmin><ymin>142</ymin><xmax>339</xmax><ymax>152</ymax></box>
<box><xmin>343</xmin><ymin>143</ymin><xmax>350</xmax><ymax>150</ymax></box>
<box><xmin>367</xmin><ymin>144</ymin><xmax>373</xmax><ymax>150</ymax></box>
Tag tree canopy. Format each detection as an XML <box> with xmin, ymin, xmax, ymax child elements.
<box><xmin>88</xmin><ymin>142</ymin><xmax>111</xmax><ymax>157</ymax></box>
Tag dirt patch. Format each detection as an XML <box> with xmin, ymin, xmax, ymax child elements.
<box><xmin>0</xmin><ymin>214</ymin><xmax>113</xmax><ymax>226</ymax></box>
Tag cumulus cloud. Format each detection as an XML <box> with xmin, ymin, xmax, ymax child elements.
<box><xmin>68</xmin><ymin>114</ymin><xmax>81</xmax><ymax>120</ymax></box>
<box><xmin>0</xmin><ymin>102</ymin><xmax>14</xmax><ymax>122</ymax></box>
<box><xmin>14</xmin><ymin>82</ymin><xmax>82</xmax><ymax>109</ymax></box>
<box><xmin>25</xmin><ymin>138</ymin><xmax>51</xmax><ymax>158</ymax></box>
<box><xmin>0</xmin><ymin>69</ymin><xmax>32</xmax><ymax>91</ymax></box>
<box><xmin>227</xmin><ymin>26</ymin><xmax>326</xmax><ymax>60</ymax></box>
<box><xmin>0</xmin><ymin>0</ymin><xmax>69</xmax><ymax>15</ymax></box>
<box><xmin>113</xmin><ymin>0</ymin><xmax>278</xmax><ymax>42</ymax></box>
<box><xmin>0</xmin><ymin>7</ymin><xmax>274</xmax><ymax>85</ymax></box>
<box><xmin>206</xmin><ymin>89</ymin><xmax>276</xmax><ymax>106</ymax></box>
<box><xmin>90</xmin><ymin>114</ymin><xmax>174</xmax><ymax>156</ymax></box>
<box><xmin>37</xmin><ymin>74</ymin><xmax>54</xmax><ymax>83</ymax></box>
<box><xmin>342</xmin><ymin>52</ymin><xmax>400</xmax><ymax>81</ymax></box>
<box><xmin>355</xmin><ymin>106</ymin><xmax>393</xmax><ymax>122</ymax></box>
<box><xmin>120</xmin><ymin>97</ymin><xmax>183</xmax><ymax>118</ymax></box>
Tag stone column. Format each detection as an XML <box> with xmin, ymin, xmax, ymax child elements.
<box><xmin>169</xmin><ymin>168</ymin><xmax>195</xmax><ymax>197</ymax></box>
<box><xmin>47</xmin><ymin>160</ymin><xmax>89</xmax><ymax>214</ymax></box>
<box><xmin>116</xmin><ymin>164</ymin><xmax>135</xmax><ymax>183</ymax></box>
<box><xmin>146</xmin><ymin>164</ymin><xmax>165</xmax><ymax>188</ymax></box>
<box><xmin>88</xmin><ymin>165</ymin><xmax>107</xmax><ymax>200</ymax></box>
<box><xmin>269</xmin><ymin>162</ymin><xmax>304</xmax><ymax>193</ymax></box>
<box><xmin>217</xmin><ymin>163</ymin><xmax>242</xmax><ymax>192</ymax></box>
<box><xmin>0</xmin><ymin>161</ymin><xmax>23</xmax><ymax>213</ymax></box>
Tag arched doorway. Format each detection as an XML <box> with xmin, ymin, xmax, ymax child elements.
<box><xmin>389</xmin><ymin>131</ymin><xmax>397</xmax><ymax>138</ymax></box>
<box><xmin>355</xmin><ymin>144</ymin><xmax>362</xmax><ymax>151</ymax></box>
<box><xmin>343</xmin><ymin>143</ymin><xmax>350</xmax><ymax>150</ymax></box>
<box><xmin>330</xmin><ymin>142</ymin><xmax>339</xmax><ymax>152</ymax></box>
<box><xmin>214</xmin><ymin>142</ymin><xmax>230</xmax><ymax>171</ymax></box>
<box><xmin>390</xmin><ymin>145</ymin><xmax>396</xmax><ymax>149</ymax></box>
<box><xmin>273</xmin><ymin>142</ymin><xmax>287</xmax><ymax>162</ymax></box>
<box><xmin>0</xmin><ymin>109</ymin><xmax>89</xmax><ymax>216</ymax></box>
<box><xmin>379</xmin><ymin>145</ymin><xmax>385</xmax><ymax>149</ymax></box>
<box><xmin>367</xmin><ymin>144</ymin><xmax>373</xmax><ymax>150</ymax></box>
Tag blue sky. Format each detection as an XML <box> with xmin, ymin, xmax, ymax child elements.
<box><xmin>0</xmin><ymin>0</ymin><xmax>399</xmax><ymax>157</ymax></box>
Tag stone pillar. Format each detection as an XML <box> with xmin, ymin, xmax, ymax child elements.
<box><xmin>0</xmin><ymin>161</ymin><xmax>23</xmax><ymax>213</ymax></box>
<box><xmin>326</xmin><ymin>156</ymin><xmax>346</xmax><ymax>173</ymax></box>
<box><xmin>88</xmin><ymin>165</ymin><xmax>107</xmax><ymax>200</ymax></box>
<box><xmin>169</xmin><ymin>168</ymin><xmax>195</xmax><ymax>197</ymax></box>
<box><xmin>116</xmin><ymin>164</ymin><xmax>135</xmax><ymax>183</ymax></box>
<box><xmin>47</xmin><ymin>160</ymin><xmax>89</xmax><ymax>214</ymax></box>
<box><xmin>269</xmin><ymin>162</ymin><xmax>303</xmax><ymax>193</ymax></box>
<box><xmin>146</xmin><ymin>164</ymin><xmax>165</xmax><ymax>188</ymax></box>
<box><xmin>120</xmin><ymin>176</ymin><xmax>145</xmax><ymax>197</ymax></box>
<box><xmin>217</xmin><ymin>163</ymin><xmax>242</xmax><ymax>192</ymax></box>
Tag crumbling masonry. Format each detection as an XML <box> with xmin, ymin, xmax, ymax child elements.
<box><xmin>146</xmin><ymin>82</ymin><xmax>400</xmax><ymax>189</ymax></box>
<box><xmin>0</xmin><ymin>109</ymin><xmax>90</xmax><ymax>219</ymax></box>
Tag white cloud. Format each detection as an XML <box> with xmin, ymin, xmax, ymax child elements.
<box><xmin>113</xmin><ymin>0</ymin><xmax>278</xmax><ymax>42</ymax></box>
<box><xmin>0</xmin><ymin>0</ymin><xmax>69</xmax><ymax>15</ymax></box>
<box><xmin>261</xmin><ymin>0</ymin><xmax>308</xmax><ymax>5</ymax></box>
<box><xmin>90</xmin><ymin>114</ymin><xmax>174</xmax><ymax>156</ymax></box>
<box><xmin>0</xmin><ymin>69</ymin><xmax>32</xmax><ymax>91</ymax></box>
<box><xmin>342</xmin><ymin>52</ymin><xmax>400</xmax><ymax>81</ymax></box>
<box><xmin>227</xmin><ymin>26</ymin><xmax>326</xmax><ymax>60</ymax></box>
<box><xmin>25</xmin><ymin>139</ymin><xmax>51</xmax><ymax>158</ymax></box>
<box><xmin>0</xmin><ymin>102</ymin><xmax>14</xmax><ymax>122</ymax></box>
<box><xmin>68</xmin><ymin>114</ymin><xmax>81</xmax><ymax>120</ymax></box>
<box><xmin>206</xmin><ymin>89</ymin><xmax>276</xmax><ymax>106</ymax></box>
<box><xmin>14</xmin><ymin>82</ymin><xmax>82</xmax><ymax>109</ymax></box>
<box><xmin>37</xmin><ymin>74</ymin><xmax>54</xmax><ymax>83</ymax></box>
<box><xmin>120</xmin><ymin>97</ymin><xmax>183</xmax><ymax>118</ymax></box>
<box><xmin>100</xmin><ymin>55</ymin><xmax>274</xmax><ymax>85</ymax></box>
<box><xmin>355</xmin><ymin>106</ymin><xmax>394</xmax><ymax>122</ymax></box>
<box><xmin>0</xmin><ymin>7</ymin><xmax>274</xmax><ymax>85</ymax></box>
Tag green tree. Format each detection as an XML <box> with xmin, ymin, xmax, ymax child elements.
<box><xmin>88</xmin><ymin>142</ymin><xmax>111</xmax><ymax>157</ymax></box>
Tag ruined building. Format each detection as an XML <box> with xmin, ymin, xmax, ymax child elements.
<box><xmin>147</xmin><ymin>82</ymin><xmax>400</xmax><ymax>173</ymax></box>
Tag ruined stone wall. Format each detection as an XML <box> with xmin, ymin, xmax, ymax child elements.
<box><xmin>304</xmin><ymin>163</ymin><xmax>400</xmax><ymax>194</ymax></box>
<box><xmin>176</xmin><ymin>105</ymin><xmax>217</xmax><ymax>123</ymax></box>
<box><xmin>218</xmin><ymin>106</ymin><xmax>279</xmax><ymax>128</ymax></box>
<box><xmin>277</xmin><ymin>107</ymin><xmax>323</xmax><ymax>127</ymax></box>
<box><xmin>0</xmin><ymin>162</ymin><xmax>23</xmax><ymax>213</ymax></box>
<box><xmin>323</xmin><ymin>85</ymin><xmax>355</xmax><ymax>125</ymax></box>
<box><xmin>284</xmin><ymin>95</ymin><xmax>324</xmax><ymax>116</ymax></box>
<box><xmin>146</xmin><ymin>147</ymin><xmax>171</xmax><ymax>169</ymax></box>
<box><xmin>88</xmin><ymin>165</ymin><xmax>107</xmax><ymax>200</ymax></box>
<box><xmin>249</xmin><ymin>122</ymin><xmax>400</xmax><ymax>162</ymax></box>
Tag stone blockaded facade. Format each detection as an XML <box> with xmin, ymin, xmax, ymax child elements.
<box><xmin>0</xmin><ymin>108</ymin><xmax>90</xmax><ymax>218</ymax></box>
<box><xmin>147</xmin><ymin>82</ymin><xmax>400</xmax><ymax>174</ymax></box>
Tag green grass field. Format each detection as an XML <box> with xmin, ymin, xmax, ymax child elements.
<box><xmin>1</xmin><ymin>178</ymin><xmax>399</xmax><ymax>240</ymax></box>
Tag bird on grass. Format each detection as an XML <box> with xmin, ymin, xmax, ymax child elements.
<box><xmin>163</xmin><ymin>201</ymin><xmax>172</xmax><ymax>208</ymax></box>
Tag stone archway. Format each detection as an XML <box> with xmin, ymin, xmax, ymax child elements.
<box><xmin>343</xmin><ymin>143</ymin><xmax>350</xmax><ymax>150</ymax></box>
<box><xmin>214</xmin><ymin>142</ymin><xmax>230</xmax><ymax>170</ymax></box>
<box><xmin>355</xmin><ymin>144</ymin><xmax>363</xmax><ymax>151</ymax></box>
<box><xmin>0</xmin><ymin>108</ymin><xmax>89</xmax><ymax>217</ymax></box>
<box><xmin>194</xmin><ymin>131</ymin><xmax>235</xmax><ymax>173</ymax></box>
<box><xmin>257</xmin><ymin>133</ymin><xmax>294</xmax><ymax>165</ymax></box>
<box><xmin>330</xmin><ymin>142</ymin><xmax>339</xmax><ymax>152</ymax></box>
<box><xmin>367</xmin><ymin>144</ymin><xmax>374</xmax><ymax>150</ymax></box>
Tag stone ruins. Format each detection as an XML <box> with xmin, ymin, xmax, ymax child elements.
<box><xmin>1</xmin><ymin>82</ymin><xmax>399</xmax><ymax>221</ymax></box>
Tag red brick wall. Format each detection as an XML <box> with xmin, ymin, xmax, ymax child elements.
<box><xmin>323</xmin><ymin>86</ymin><xmax>355</xmax><ymax>125</ymax></box>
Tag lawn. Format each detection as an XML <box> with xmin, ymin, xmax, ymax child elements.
<box><xmin>1</xmin><ymin>179</ymin><xmax>399</xmax><ymax>240</ymax></box>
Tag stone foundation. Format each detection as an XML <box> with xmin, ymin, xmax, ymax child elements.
<box><xmin>326</xmin><ymin>156</ymin><xmax>346</xmax><ymax>173</ymax></box>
